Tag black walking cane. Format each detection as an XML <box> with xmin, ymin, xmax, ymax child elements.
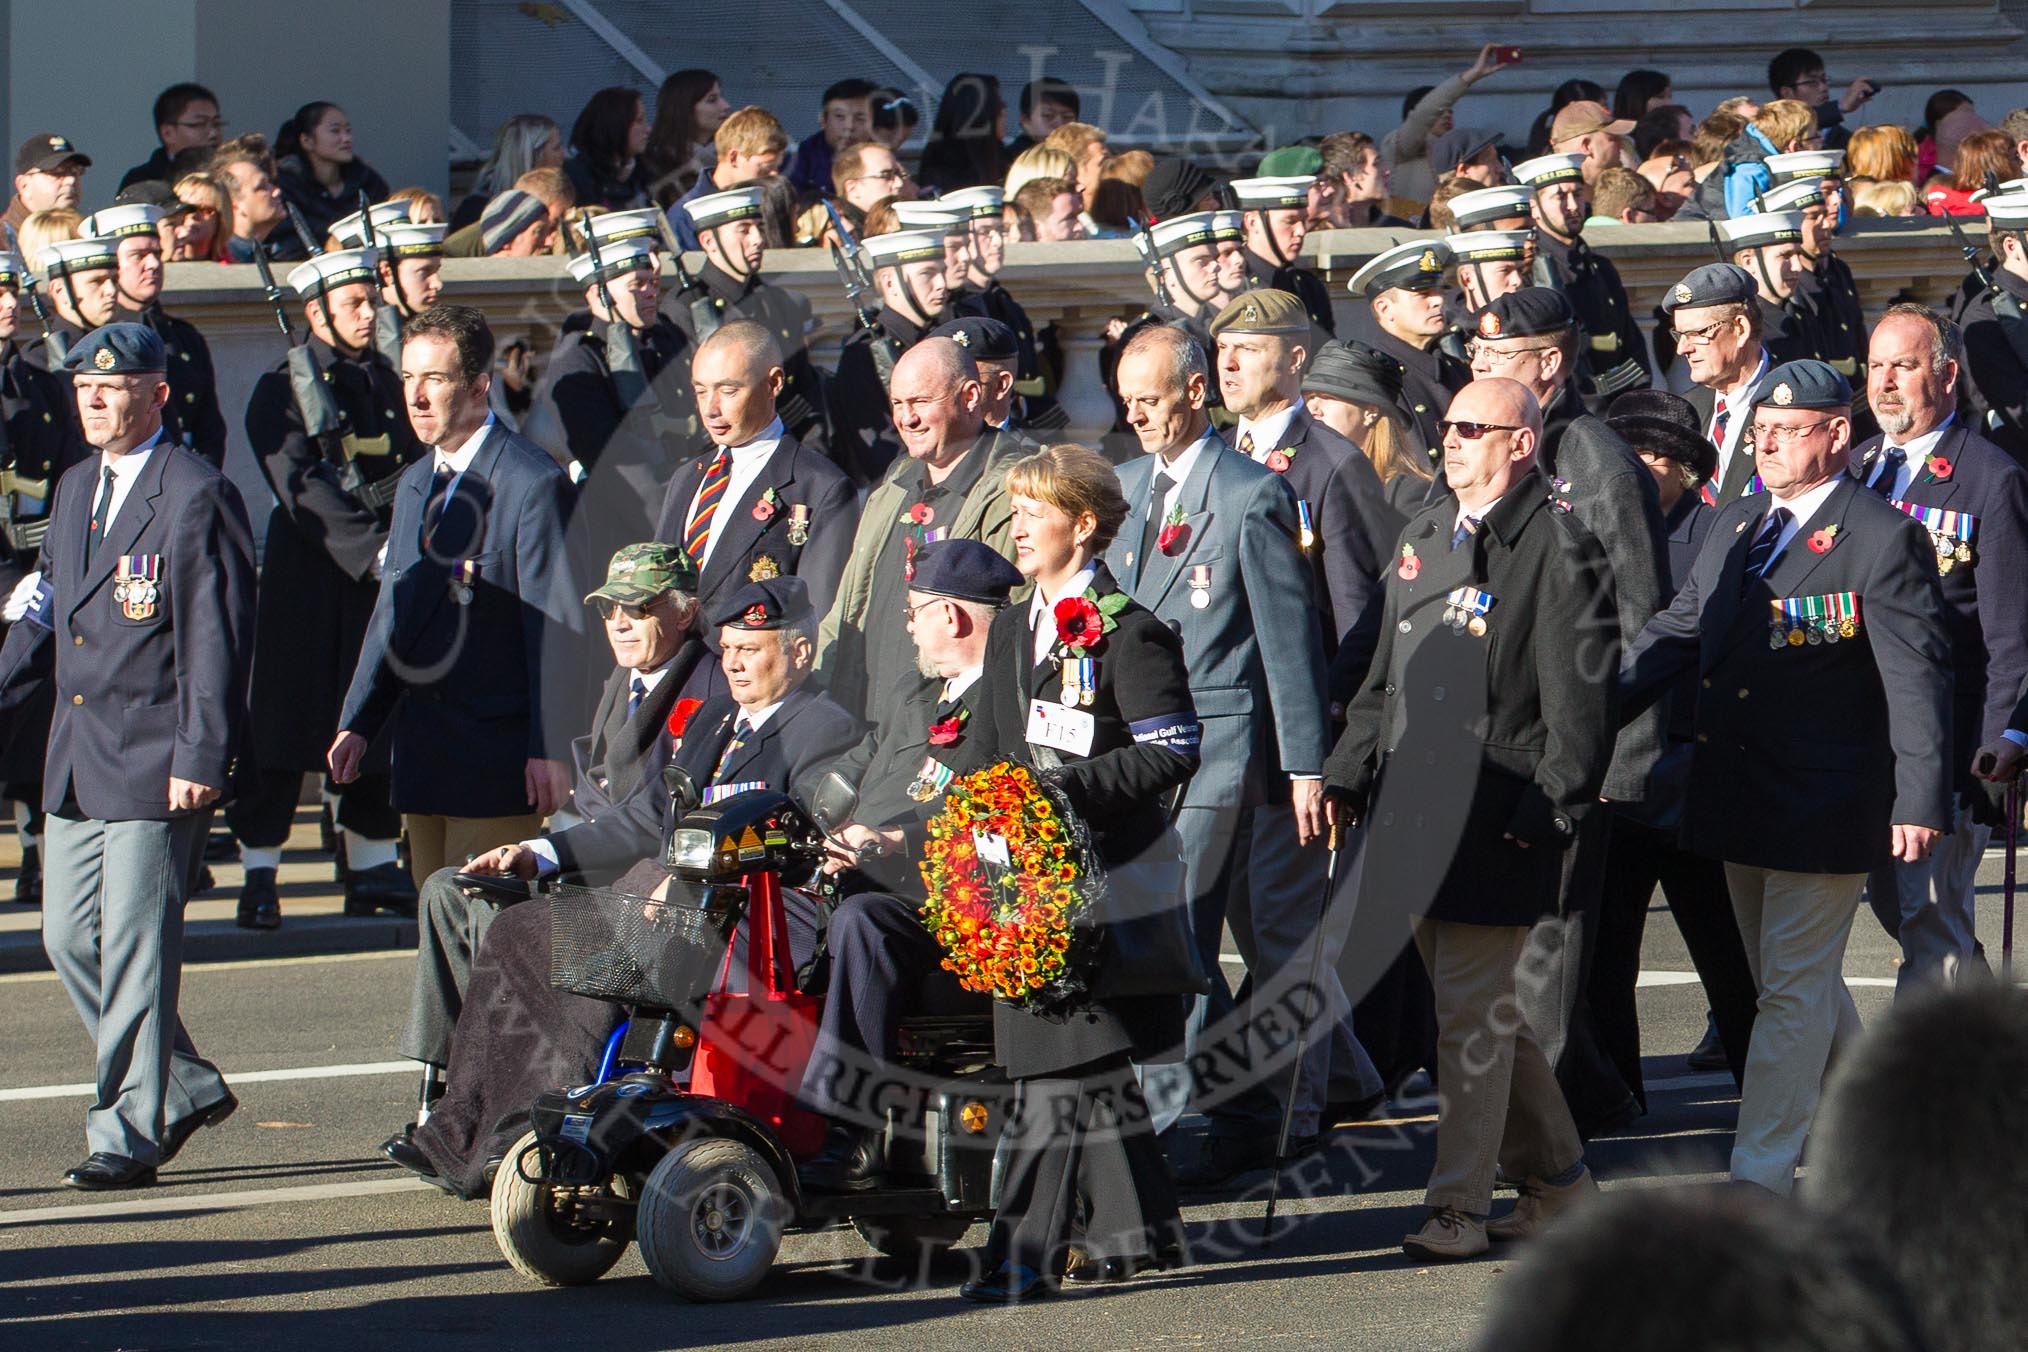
<box><xmin>2005</xmin><ymin>783</ymin><xmax>2018</xmax><ymax>983</ymax></box>
<box><xmin>1259</xmin><ymin>815</ymin><xmax>1347</xmax><ymax>1247</ymax></box>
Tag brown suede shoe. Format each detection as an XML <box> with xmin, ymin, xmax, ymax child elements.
<box><xmin>1486</xmin><ymin>1166</ymin><xmax>1598</xmax><ymax>1241</ymax></box>
<box><xmin>1401</xmin><ymin>1207</ymin><xmax>1489</xmax><ymax>1260</ymax></box>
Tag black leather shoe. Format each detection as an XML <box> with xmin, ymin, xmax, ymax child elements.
<box><xmin>798</xmin><ymin>1121</ymin><xmax>883</xmax><ymax>1192</ymax></box>
<box><xmin>64</xmin><ymin>1152</ymin><xmax>157</xmax><ymax>1190</ymax></box>
<box><xmin>160</xmin><ymin>1091</ymin><xmax>238</xmax><ymax>1165</ymax></box>
<box><xmin>317</xmin><ymin>802</ymin><xmax>337</xmax><ymax>855</ymax></box>
<box><xmin>202</xmin><ymin>830</ymin><xmax>238</xmax><ymax>863</ymax></box>
<box><xmin>344</xmin><ymin>861</ymin><xmax>418</xmax><ymax>918</ymax></box>
<box><xmin>380</xmin><ymin>1133</ymin><xmax>452</xmax><ymax>1191</ymax></box>
<box><xmin>236</xmin><ymin>867</ymin><xmax>280</xmax><ymax>930</ymax></box>
<box><xmin>1174</xmin><ymin>1132</ymin><xmax>1306</xmax><ymax>1190</ymax></box>
<box><xmin>1063</xmin><ymin>1244</ymin><xmax>1187</xmax><ymax>1284</ymax></box>
<box><xmin>13</xmin><ymin>845</ymin><xmax>40</xmax><ymax>906</ymax></box>
<box><xmin>959</xmin><ymin>1264</ymin><xmax>1052</xmax><ymax>1303</ymax></box>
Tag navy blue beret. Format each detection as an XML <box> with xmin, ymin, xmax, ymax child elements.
<box><xmin>1661</xmin><ymin>263</ymin><xmax>1759</xmax><ymax>315</ymax></box>
<box><xmin>1756</xmin><ymin>359</ymin><xmax>1852</xmax><ymax>412</ymax></box>
<box><xmin>908</xmin><ymin>539</ymin><xmax>1023</xmax><ymax>606</ymax></box>
<box><xmin>1472</xmin><ymin>287</ymin><xmax>1577</xmax><ymax>341</ymax></box>
<box><xmin>712</xmin><ymin>575</ymin><xmax>814</xmax><ymax>631</ymax></box>
<box><xmin>62</xmin><ymin>321</ymin><xmax>166</xmax><ymax>375</ymax></box>
<box><xmin>927</xmin><ymin>315</ymin><xmax>1019</xmax><ymax>363</ymax></box>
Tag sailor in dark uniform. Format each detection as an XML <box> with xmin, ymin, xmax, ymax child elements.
<box><xmin>0</xmin><ymin>248</ymin><xmax>87</xmax><ymax>905</ymax></box>
<box><xmin>1717</xmin><ymin>211</ymin><xmax>1821</xmax><ymax>366</ymax></box>
<box><xmin>929</xmin><ymin>314</ymin><xmax>1037</xmax><ymax>438</ymax></box>
<box><xmin>325</xmin><ymin>201</ymin><xmax>445</xmax><ymax>372</ymax></box>
<box><xmin>532</xmin><ymin>234</ymin><xmax>698</xmax><ymax>568</ymax></box>
<box><xmin>86</xmin><ymin>189</ymin><xmax>228</xmax><ymax>467</ymax></box>
<box><xmin>1208</xmin><ymin>210</ymin><xmax>1252</xmax><ymax>305</ymax></box>
<box><xmin>1229</xmin><ymin>175</ymin><xmax>1336</xmax><ymax>337</ymax></box>
<box><xmin>942</xmin><ymin>185</ymin><xmax>1064</xmax><ymax>432</ymax></box>
<box><xmin>1949</xmin><ymin>190</ymin><xmax>2028</xmax><ymax>469</ymax></box>
<box><xmin>665</xmin><ymin>186</ymin><xmax>827</xmax><ymax>451</ymax></box>
<box><xmin>1510</xmin><ymin>153</ymin><xmax>1651</xmax><ymax>404</ymax></box>
<box><xmin>1446</xmin><ymin>229</ymin><xmax>1533</xmax><ymax>318</ymax></box>
<box><xmin>1342</xmin><ymin>239</ymin><xmax>1471</xmax><ymax>453</ymax></box>
<box><xmin>828</xmin><ymin>228</ymin><xmax>949</xmax><ymax>488</ymax></box>
<box><xmin>229</xmin><ymin>247</ymin><xmax>425</xmax><ymax>928</ymax></box>
<box><xmin>1104</xmin><ymin>213</ymin><xmax>1233</xmax><ymax>433</ymax></box>
<box><xmin>1761</xmin><ymin>169</ymin><xmax>1865</xmax><ymax>386</ymax></box>
<box><xmin>20</xmin><ymin>236</ymin><xmax>120</xmax><ymax>380</ymax></box>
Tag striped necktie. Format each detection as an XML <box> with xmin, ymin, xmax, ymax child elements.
<box><xmin>1740</xmin><ymin>506</ymin><xmax>1792</xmax><ymax>595</ymax></box>
<box><xmin>685</xmin><ymin>449</ymin><xmax>730</xmax><ymax>561</ymax></box>
<box><xmin>1868</xmin><ymin>446</ymin><xmax>1906</xmax><ymax>498</ymax></box>
<box><xmin>712</xmin><ymin>715</ymin><xmax>753</xmax><ymax>782</ymax></box>
<box><xmin>1237</xmin><ymin>430</ymin><xmax>1256</xmax><ymax>459</ymax></box>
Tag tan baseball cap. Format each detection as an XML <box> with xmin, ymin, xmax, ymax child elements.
<box><xmin>1551</xmin><ymin>101</ymin><xmax>1634</xmax><ymax>145</ymax></box>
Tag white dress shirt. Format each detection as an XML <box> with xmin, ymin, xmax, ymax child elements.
<box><xmin>1029</xmin><ymin>564</ymin><xmax>1096</xmax><ymax>669</ymax></box>
<box><xmin>433</xmin><ymin>413</ymin><xmax>494</xmax><ymax>477</ymax></box>
<box><xmin>942</xmin><ymin>664</ymin><xmax>984</xmax><ymax>704</ymax></box>
<box><xmin>1761</xmin><ymin>474</ymin><xmax>1845</xmax><ymax>561</ymax></box>
<box><xmin>1235</xmin><ymin>405</ymin><xmax>1298</xmax><ymax>461</ymax></box>
<box><xmin>686</xmin><ymin>417</ymin><xmax>785</xmax><ymax>574</ymax></box>
<box><xmin>94</xmin><ymin>428</ymin><xmax>167</xmax><ymax>536</ymax></box>
<box><xmin>1709</xmin><ymin>350</ymin><xmax>1768</xmax><ymax>489</ymax></box>
<box><xmin>1864</xmin><ymin>416</ymin><xmax>1954</xmax><ymax>501</ymax></box>
<box><xmin>1148</xmin><ymin>432</ymin><xmax>1217</xmax><ymax>528</ymax></box>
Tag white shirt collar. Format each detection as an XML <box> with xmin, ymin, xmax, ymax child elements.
<box><xmin>734</xmin><ymin>697</ymin><xmax>784</xmax><ymax>732</ymax></box>
<box><xmin>630</xmin><ymin>653</ymin><xmax>678</xmax><ymax>696</ymax></box>
<box><xmin>1453</xmin><ymin>492</ymin><xmax>1503</xmax><ymax>535</ymax></box>
<box><xmin>1717</xmin><ymin>349</ymin><xmax>1770</xmax><ymax>407</ymax></box>
<box><xmin>1768</xmin><ymin>474</ymin><xmax>1844</xmax><ymax>529</ymax></box>
<box><xmin>1236</xmin><ymin>404</ymin><xmax>1298</xmax><ymax>459</ymax></box>
<box><xmin>1030</xmin><ymin>563</ymin><xmax>1096</xmax><ymax>666</ymax></box>
<box><xmin>102</xmin><ymin>427</ymin><xmax>165</xmax><ymax>479</ymax></box>
<box><xmin>723</xmin><ymin>416</ymin><xmax>786</xmax><ymax>461</ymax></box>
<box><xmin>1150</xmin><ymin>430</ymin><xmax>1217</xmax><ymax>495</ymax></box>
<box><xmin>943</xmin><ymin>664</ymin><xmax>984</xmax><ymax>702</ymax></box>
<box><xmin>1870</xmin><ymin>416</ymin><xmax>1955</xmax><ymax>497</ymax></box>
<box><xmin>434</xmin><ymin>414</ymin><xmax>496</xmax><ymax>475</ymax></box>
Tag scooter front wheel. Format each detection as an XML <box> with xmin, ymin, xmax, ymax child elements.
<box><xmin>635</xmin><ymin>1136</ymin><xmax>786</xmax><ymax>1301</ymax></box>
<box><xmin>491</xmin><ymin>1130</ymin><xmax>631</xmax><ymax>1286</ymax></box>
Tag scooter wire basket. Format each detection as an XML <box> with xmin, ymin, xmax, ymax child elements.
<box><xmin>547</xmin><ymin>879</ymin><xmax>745</xmax><ymax>1008</ymax></box>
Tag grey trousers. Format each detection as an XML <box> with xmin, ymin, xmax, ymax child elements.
<box><xmin>43</xmin><ymin>809</ymin><xmax>224</xmax><ymax>1162</ymax></box>
<box><xmin>1867</xmin><ymin>798</ymin><xmax>1990</xmax><ymax>995</ymax></box>
<box><xmin>1216</xmin><ymin>806</ymin><xmax>1382</xmax><ymax>1137</ymax></box>
<box><xmin>399</xmin><ymin>866</ymin><xmax>505</xmax><ymax>1067</ymax></box>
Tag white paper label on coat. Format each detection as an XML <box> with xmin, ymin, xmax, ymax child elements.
<box><xmin>973</xmin><ymin>830</ymin><xmax>1012</xmax><ymax>869</ymax></box>
<box><xmin>1026</xmin><ymin>699</ymin><xmax>1096</xmax><ymax>756</ymax></box>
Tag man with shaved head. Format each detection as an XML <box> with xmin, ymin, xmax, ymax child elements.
<box><xmin>654</xmin><ymin>320</ymin><xmax>854</xmax><ymax>635</ymax></box>
<box><xmin>1324</xmin><ymin>375</ymin><xmax>1619</xmax><ymax>1260</ymax></box>
<box><xmin>815</xmin><ymin>336</ymin><xmax>1025</xmax><ymax>718</ymax></box>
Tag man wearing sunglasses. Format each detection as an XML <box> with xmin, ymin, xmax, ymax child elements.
<box><xmin>1324</xmin><ymin>375</ymin><xmax>1616</xmax><ymax>1259</ymax></box>
<box><xmin>1466</xmin><ymin>287</ymin><xmax>1670</xmax><ymax>1137</ymax></box>
<box><xmin>1621</xmin><ymin>359</ymin><xmax>1950</xmax><ymax>1197</ymax></box>
<box><xmin>1663</xmin><ymin>263</ymin><xmax>1777</xmax><ymax>505</ymax></box>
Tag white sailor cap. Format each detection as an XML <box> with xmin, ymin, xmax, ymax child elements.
<box><xmin>79</xmin><ymin>203</ymin><xmax>163</xmax><ymax>240</ymax></box>
<box><xmin>890</xmin><ymin>201</ymin><xmax>969</xmax><ymax>234</ymax></box>
<box><xmin>588</xmin><ymin>206</ymin><xmax>668</xmax><ymax>244</ymax></box>
<box><xmin>1445</xmin><ymin>229</ymin><xmax>1533</xmax><ymax>264</ymax></box>
<box><xmin>328</xmin><ymin>200</ymin><xmax>412</xmax><ymax>249</ymax></box>
<box><xmin>1718</xmin><ymin>211</ymin><xmax>1804</xmax><ymax>250</ymax></box>
<box><xmin>286</xmin><ymin>248</ymin><xmax>380</xmax><ymax>299</ymax></box>
<box><xmin>1447</xmin><ymin>185</ymin><xmax>1535</xmax><ymax>229</ymax></box>
<box><xmin>1346</xmin><ymin>238</ymin><xmax>1452</xmax><ymax>296</ymax></box>
<box><xmin>569</xmin><ymin>235</ymin><xmax>658</xmax><ymax>287</ymax></box>
<box><xmin>861</xmin><ymin>229</ymin><xmax>947</xmax><ymax>269</ymax></box>
<box><xmin>1208</xmin><ymin>209</ymin><xmax>1245</xmax><ymax>242</ymax></box>
<box><xmin>1983</xmin><ymin>192</ymin><xmax>2028</xmax><ymax>229</ymax></box>
<box><xmin>1133</xmin><ymin>211</ymin><xmax>1220</xmax><ymax>262</ymax></box>
<box><xmin>680</xmin><ymin>192</ymin><xmax>762</xmax><ymax>234</ymax></box>
<box><xmin>1229</xmin><ymin>175</ymin><xmax>1314</xmax><ymax>211</ymax></box>
<box><xmin>1992</xmin><ymin>177</ymin><xmax>2028</xmax><ymax>198</ymax></box>
<box><xmin>379</xmin><ymin>222</ymin><xmax>445</xmax><ymax>259</ymax></box>
<box><xmin>0</xmin><ymin>251</ymin><xmax>23</xmax><ymax>287</ymax></box>
<box><xmin>38</xmin><ymin>236</ymin><xmax>119</xmax><ymax>279</ymax></box>
<box><xmin>938</xmin><ymin>186</ymin><xmax>1003</xmax><ymax>219</ymax></box>
<box><xmin>1510</xmin><ymin>153</ymin><xmax>1587</xmax><ymax>189</ymax></box>
<box><xmin>1765</xmin><ymin>149</ymin><xmax>1845</xmax><ymax>184</ymax></box>
<box><xmin>1756</xmin><ymin>179</ymin><xmax>1825</xmax><ymax>214</ymax></box>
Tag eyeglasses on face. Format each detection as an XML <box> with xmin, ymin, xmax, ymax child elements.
<box><xmin>1673</xmin><ymin>319</ymin><xmax>1736</xmax><ymax>347</ymax></box>
<box><xmin>1439</xmin><ymin>419</ymin><xmax>1523</xmax><ymax>440</ymax></box>
<box><xmin>1744</xmin><ymin>418</ymin><xmax>1836</xmax><ymax>449</ymax></box>
<box><xmin>173</xmin><ymin>117</ymin><xmax>229</xmax><ymax>133</ymax></box>
<box><xmin>854</xmin><ymin>167</ymin><xmax>910</xmax><ymax>185</ymax></box>
<box><xmin>1465</xmin><ymin>341</ymin><xmax>1553</xmax><ymax>365</ymax></box>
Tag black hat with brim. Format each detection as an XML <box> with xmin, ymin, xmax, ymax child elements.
<box><xmin>1607</xmin><ymin>388</ymin><xmax>1719</xmax><ymax>484</ymax></box>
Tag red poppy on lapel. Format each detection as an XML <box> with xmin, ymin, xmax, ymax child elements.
<box><xmin>668</xmin><ymin>697</ymin><xmax>704</xmax><ymax>738</ymax></box>
<box><xmin>1926</xmin><ymin>455</ymin><xmax>1954</xmax><ymax>480</ymax></box>
<box><xmin>1054</xmin><ymin>596</ymin><xmax>1105</xmax><ymax>649</ymax></box>
<box><xmin>1807</xmin><ymin>524</ymin><xmax>1841</xmax><ymax>554</ymax></box>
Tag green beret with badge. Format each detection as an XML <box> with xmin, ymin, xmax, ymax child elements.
<box><xmin>1209</xmin><ymin>288</ymin><xmax>1310</xmax><ymax>338</ymax></box>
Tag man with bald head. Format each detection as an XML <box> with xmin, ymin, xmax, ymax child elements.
<box><xmin>655</xmin><ymin>321</ymin><xmax>855</xmax><ymax>639</ymax></box>
<box><xmin>816</xmin><ymin>336</ymin><xmax>1024</xmax><ymax>718</ymax></box>
<box><xmin>1324</xmin><ymin>376</ymin><xmax>1618</xmax><ymax>1259</ymax></box>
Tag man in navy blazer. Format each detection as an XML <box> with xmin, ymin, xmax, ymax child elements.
<box><xmin>653</xmin><ymin>322</ymin><xmax>855</xmax><ymax>632</ymax></box>
<box><xmin>1849</xmin><ymin>304</ymin><xmax>2028</xmax><ymax>992</ymax></box>
<box><xmin>1622</xmin><ymin>359</ymin><xmax>1951</xmax><ymax>1195</ymax></box>
<box><xmin>0</xmin><ymin>323</ymin><xmax>255</xmax><ymax>1189</ymax></box>
<box><xmin>330</xmin><ymin>304</ymin><xmax>588</xmax><ymax>884</ymax></box>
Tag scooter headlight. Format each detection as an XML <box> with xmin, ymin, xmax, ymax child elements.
<box><xmin>668</xmin><ymin>827</ymin><xmax>716</xmax><ymax>875</ymax></box>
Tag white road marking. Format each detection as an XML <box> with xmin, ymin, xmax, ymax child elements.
<box><xmin>0</xmin><ymin>1175</ymin><xmax>435</xmax><ymax>1228</ymax></box>
<box><xmin>0</xmin><ymin>1060</ymin><xmax>414</xmax><ymax>1103</ymax></box>
<box><xmin>0</xmin><ymin>949</ymin><xmax>411</xmax><ymax>985</ymax></box>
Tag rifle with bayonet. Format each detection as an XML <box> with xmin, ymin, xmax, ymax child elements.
<box><xmin>652</xmin><ymin>210</ymin><xmax>723</xmax><ymax>343</ymax></box>
<box><xmin>252</xmin><ymin>247</ymin><xmax>397</xmax><ymax>520</ymax></box>
<box><xmin>1136</xmin><ymin>216</ymin><xmax>1176</xmax><ymax>313</ymax></box>
<box><xmin>1954</xmin><ymin>170</ymin><xmax>2028</xmax><ymax>441</ymax></box>
<box><xmin>357</xmin><ymin>189</ymin><xmax>406</xmax><ymax>371</ymax></box>
<box><xmin>824</xmin><ymin>201</ymin><xmax>898</xmax><ymax>392</ymax></box>
<box><xmin>0</xmin><ymin>225</ymin><xmax>59</xmax><ymax>552</ymax></box>
<box><xmin>285</xmin><ymin>200</ymin><xmax>323</xmax><ymax>259</ymax></box>
<box><xmin>6</xmin><ymin>225</ymin><xmax>64</xmax><ymax>369</ymax></box>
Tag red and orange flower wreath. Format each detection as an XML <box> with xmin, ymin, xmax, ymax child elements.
<box><xmin>918</xmin><ymin>762</ymin><xmax>1104</xmax><ymax>1008</ymax></box>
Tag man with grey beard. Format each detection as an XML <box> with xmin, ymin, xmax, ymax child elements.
<box><xmin>1850</xmin><ymin>303</ymin><xmax>2028</xmax><ymax>992</ymax></box>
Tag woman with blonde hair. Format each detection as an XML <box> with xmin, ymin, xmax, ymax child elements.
<box><xmin>168</xmin><ymin>173</ymin><xmax>234</xmax><ymax>262</ymax></box>
<box><xmin>950</xmin><ymin>441</ymin><xmax>1195</xmax><ymax>1301</ymax></box>
<box><xmin>1003</xmin><ymin>145</ymin><xmax>1076</xmax><ymax>203</ymax></box>
<box><xmin>1301</xmin><ymin>340</ymin><xmax>1434</xmax><ymax>526</ymax></box>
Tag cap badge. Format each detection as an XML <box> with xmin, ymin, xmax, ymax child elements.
<box><xmin>1419</xmin><ymin>250</ymin><xmax>1441</xmax><ymax>272</ymax></box>
<box><xmin>612</xmin><ymin>558</ymin><xmax>638</xmax><ymax>576</ymax></box>
<box><xmin>950</xmin><ymin>329</ymin><xmax>969</xmax><ymax>347</ymax></box>
<box><xmin>744</xmin><ymin>603</ymin><xmax>769</xmax><ymax>626</ymax></box>
<box><xmin>1673</xmin><ymin>283</ymin><xmax>1693</xmax><ymax>304</ymax></box>
<box><xmin>50</xmin><ymin>137</ymin><xmax>70</xmax><ymax>152</ymax></box>
<box><xmin>93</xmin><ymin>347</ymin><xmax>115</xmax><ymax>371</ymax></box>
<box><xmin>1772</xmin><ymin>382</ymin><xmax>1794</xmax><ymax>406</ymax></box>
<box><xmin>1478</xmin><ymin>310</ymin><xmax>1502</xmax><ymax>338</ymax></box>
<box><xmin>1242</xmin><ymin>303</ymin><xmax>1261</xmax><ymax>323</ymax></box>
